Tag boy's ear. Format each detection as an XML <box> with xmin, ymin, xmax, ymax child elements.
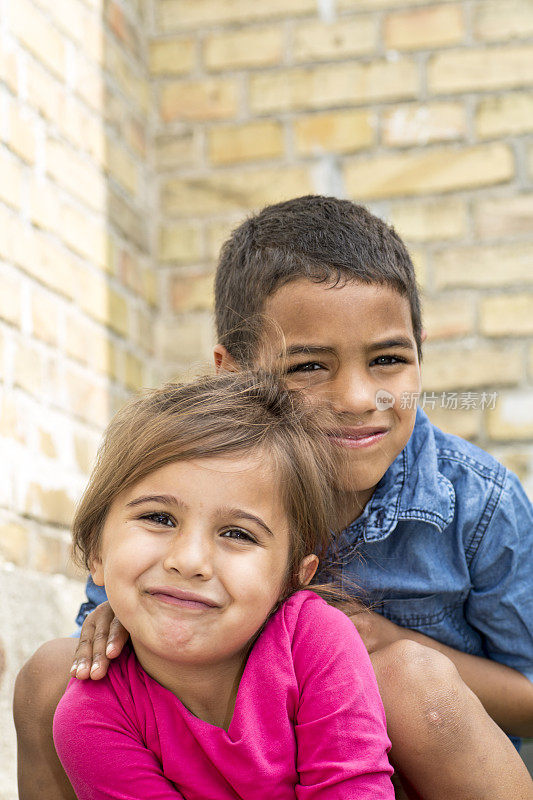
<box><xmin>213</xmin><ymin>344</ymin><xmax>240</xmax><ymax>374</ymax></box>
<box><xmin>298</xmin><ymin>554</ymin><xmax>319</xmax><ymax>587</ymax></box>
<box><xmin>89</xmin><ymin>555</ymin><xmax>105</xmax><ymax>587</ymax></box>
<box><xmin>421</xmin><ymin>328</ymin><xmax>427</xmax><ymax>344</ymax></box>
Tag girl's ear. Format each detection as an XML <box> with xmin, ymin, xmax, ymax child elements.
<box><xmin>89</xmin><ymin>555</ymin><xmax>105</xmax><ymax>587</ymax></box>
<box><xmin>213</xmin><ymin>344</ymin><xmax>240</xmax><ymax>374</ymax></box>
<box><xmin>298</xmin><ymin>554</ymin><xmax>319</xmax><ymax>587</ymax></box>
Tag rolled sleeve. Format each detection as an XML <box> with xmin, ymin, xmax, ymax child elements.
<box><xmin>466</xmin><ymin>470</ymin><xmax>533</xmax><ymax>681</ymax></box>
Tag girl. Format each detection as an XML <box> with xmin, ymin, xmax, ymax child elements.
<box><xmin>53</xmin><ymin>371</ymin><xmax>394</xmax><ymax>800</ymax></box>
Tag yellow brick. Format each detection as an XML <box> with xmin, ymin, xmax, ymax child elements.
<box><xmin>422</xmin><ymin>343</ymin><xmax>522</xmax><ymax>392</ymax></box>
<box><xmin>108</xmin><ymin>188</ymin><xmax>148</xmax><ymax>253</ymax></box>
<box><xmin>76</xmin><ymin>269</ymin><xmax>109</xmax><ymax>326</ymax></box>
<box><xmin>206</xmin><ymin>218</ymin><xmax>242</xmax><ymax>261</ymax></box>
<box><xmin>76</xmin><ymin>59</ymin><xmax>104</xmax><ymax>113</ymax></box>
<box><xmin>428</xmin><ymin>46</ymin><xmax>533</xmax><ymax>94</ymax></box>
<box><xmin>344</xmin><ymin>143</ymin><xmax>513</xmax><ymax>200</ymax></box>
<box><xmin>46</xmin><ymin>138</ymin><xmax>106</xmax><ymax>212</ymax></box>
<box><xmin>56</xmin><ymin>97</ymin><xmax>105</xmax><ymax>163</ymax></box>
<box><xmin>159</xmin><ymin>223</ymin><xmax>204</xmax><ymax>264</ymax></box>
<box><xmin>0</xmin><ymin>148</ymin><xmax>23</xmax><ymax>210</ymax></box>
<box><xmin>294</xmin><ymin>110</ymin><xmax>374</xmax><ymax>156</ymax></box>
<box><xmin>528</xmin><ymin>143</ymin><xmax>533</xmax><ymax>181</ymax></box>
<box><xmin>104</xmin><ymin>138</ymin><xmax>139</xmax><ymax>197</ymax></box>
<box><xmin>60</xmin><ymin>203</ymin><xmax>108</xmax><ymax>267</ymax></box>
<box><xmin>249</xmin><ymin>59</ymin><xmax>418</xmax><ymax>114</ymax></box>
<box><xmin>476</xmin><ymin>92</ymin><xmax>533</xmax><ymax>139</ymax></box>
<box><xmin>293</xmin><ymin>17</ymin><xmax>376</xmax><ymax>62</ymax></box>
<box><xmin>33</xmin><ymin>0</ymin><xmax>86</xmax><ymax>43</ymax></box>
<box><xmin>409</xmin><ymin>247</ymin><xmax>427</xmax><ymax>290</ymax></box>
<box><xmin>474</xmin><ymin>0</ymin><xmax>533</xmax><ymax>41</ymax></box>
<box><xmin>204</xmin><ymin>27</ymin><xmax>283</xmax><ymax>71</ymax></box>
<box><xmin>105</xmin><ymin>39</ymin><xmax>150</xmax><ymax>116</ymax></box>
<box><xmin>390</xmin><ymin>198</ymin><xmax>467</xmax><ymax>242</ymax></box>
<box><xmin>423</xmin><ymin>293</ymin><xmax>475</xmax><ymax>340</ymax></box>
<box><xmin>149</xmin><ymin>37</ymin><xmax>196</xmax><ymax>76</ymax></box>
<box><xmin>157</xmin><ymin>314</ymin><xmax>215</xmax><ymax>364</ymax></box>
<box><xmin>74</xmin><ymin>431</ymin><xmax>99</xmax><ymax>474</ymax></box>
<box><xmin>385</xmin><ymin>5</ymin><xmax>465</xmax><ymax>51</ymax></box>
<box><xmin>65</xmin><ymin>366</ymin><xmax>111</xmax><ymax>427</ymax></box>
<box><xmin>29</xmin><ymin>178</ymin><xmax>61</xmax><ymax>233</ymax></box>
<box><xmin>65</xmin><ymin>314</ymin><xmax>113</xmax><ymax>375</ymax></box>
<box><xmin>26</xmin><ymin>59</ymin><xmax>62</xmax><ymax>122</ymax></box>
<box><xmin>338</xmin><ymin>0</ymin><xmax>445</xmax><ymax>8</ymax></box>
<box><xmin>474</xmin><ymin>194</ymin><xmax>533</xmax><ymax>239</ymax></box>
<box><xmin>434</xmin><ymin>243</ymin><xmax>532</xmax><ymax>289</ymax></box>
<box><xmin>24</xmin><ymin>483</ymin><xmax>75</xmax><ymax>527</ymax></box>
<box><xmin>423</xmin><ymin>406</ymin><xmax>481</xmax><ymax>442</ymax></box>
<box><xmin>486</xmin><ymin>391</ymin><xmax>533</xmax><ymax>441</ymax></box>
<box><xmin>162</xmin><ymin>166</ymin><xmax>313</xmax><ymax>217</ymax></box>
<box><xmin>208</xmin><ymin>121</ymin><xmax>284</xmax><ymax>165</ymax></box>
<box><xmin>160</xmin><ymin>78</ymin><xmax>239</xmax><ymax>123</ymax></box>
<box><xmin>31</xmin><ymin>291</ymin><xmax>61</xmax><ymax>346</ymax></box>
<box><xmin>13</xmin><ymin>227</ymin><xmax>78</xmax><ymax>300</ymax></box>
<box><xmin>109</xmin><ymin>289</ymin><xmax>129</xmax><ymax>338</ymax></box>
<box><xmin>171</xmin><ymin>273</ymin><xmax>214</xmax><ymax>313</ymax></box>
<box><xmin>142</xmin><ymin>268</ymin><xmax>158</xmax><ymax>308</ymax></box>
<box><xmin>39</xmin><ymin>428</ymin><xmax>57</xmax><ymax>459</ymax></box>
<box><xmin>0</xmin><ymin>522</ymin><xmax>29</xmax><ymax>566</ymax></box>
<box><xmin>157</xmin><ymin>0</ymin><xmax>315</xmax><ymax>31</ymax></box>
<box><xmin>0</xmin><ymin>47</ymin><xmax>18</xmax><ymax>94</ymax></box>
<box><xmin>125</xmin><ymin>351</ymin><xmax>144</xmax><ymax>390</ymax></box>
<box><xmin>13</xmin><ymin>341</ymin><xmax>44</xmax><ymax>395</ymax></box>
<box><xmin>480</xmin><ymin>294</ymin><xmax>533</xmax><ymax>337</ymax></box>
<box><xmin>5</xmin><ymin>101</ymin><xmax>36</xmax><ymax>164</ymax></box>
<box><xmin>0</xmin><ymin>270</ymin><xmax>22</xmax><ymax>327</ymax></box>
<box><xmin>382</xmin><ymin>102</ymin><xmax>466</xmax><ymax>147</ymax></box>
<box><xmin>33</xmin><ymin>531</ymin><xmax>68</xmax><ymax>574</ymax></box>
<box><xmin>156</xmin><ymin>131</ymin><xmax>199</xmax><ymax>169</ymax></box>
<box><xmin>10</xmin><ymin>0</ymin><xmax>66</xmax><ymax>78</ymax></box>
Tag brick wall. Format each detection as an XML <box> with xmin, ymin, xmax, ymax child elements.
<box><xmin>0</xmin><ymin>1</ymin><xmax>157</xmax><ymax>794</ymax></box>
<box><xmin>152</xmin><ymin>0</ymin><xmax>533</xmax><ymax>496</ymax></box>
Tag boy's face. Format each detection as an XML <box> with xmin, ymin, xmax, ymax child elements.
<box><xmin>216</xmin><ymin>279</ymin><xmax>423</xmax><ymax>525</ymax></box>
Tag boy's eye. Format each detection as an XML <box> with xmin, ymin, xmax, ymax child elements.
<box><xmin>140</xmin><ymin>512</ymin><xmax>175</xmax><ymax>527</ymax></box>
<box><xmin>286</xmin><ymin>361</ymin><xmax>324</xmax><ymax>374</ymax></box>
<box><xmin>371</xmin><ymin>355</ymin><xmax>407</xmax><ymax>367</ymax></box>
<box><xmin>221</xmin><ymin>528</ymin><xmax>256</xmax><ymax>544</ymax></box>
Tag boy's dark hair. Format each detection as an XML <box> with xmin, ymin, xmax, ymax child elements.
<box><xmin>215</xmin><ymin>194</ymin><xmax>423</xmax><ymax>364</ymax></box>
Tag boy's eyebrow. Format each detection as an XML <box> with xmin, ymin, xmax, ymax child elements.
<box><xmin>368</xmin><ymin>337</ymin><xmax>415</xmax><ymax>351</ymax></box>
<box><xmin>222</xmin><ymin>508</ymin><xmax>274</xmax><ymax>537</ymax></box>
<box><xmin>126</xmin><ymin>494</ymin><xmax>187</xmax><ymax>509</ymax></box>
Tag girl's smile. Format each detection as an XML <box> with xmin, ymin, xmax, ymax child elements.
<box><xmin>90</xmin><ymin>452</ymin><xmax>316</xmax><ymax>720</ymax></box>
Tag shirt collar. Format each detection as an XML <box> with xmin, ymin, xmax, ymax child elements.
<box><xmin>336</xmin><ymin>408</ymin><xmax>455</xmax><ymax>553</ymax></box>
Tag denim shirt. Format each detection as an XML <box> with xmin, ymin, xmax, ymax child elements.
<box><xmin>330</xmin><ymin>408</ymin><xmax>533</xmax><ymax>686</ymax></box>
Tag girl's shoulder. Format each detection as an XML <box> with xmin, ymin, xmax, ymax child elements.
<box><xmin>273</xmin><ymin>590</ymin><xmax>361</xmax><ymax>650</ymax></box>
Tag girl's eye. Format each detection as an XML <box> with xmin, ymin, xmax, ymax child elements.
<box><xmin>371</xmin><ymin>355</ymin><xmax>407</xmax><ymax>367</ymax></box>
<box><xmin>140</xmin><ymin>512</ymin><xmax>175</xmax><ymax>527</ymax></box>
<box><xmin>221</xmin><ymin>528</ymin><xmax>256</xmax><ymax>544</ymax></box>
<box><xmin>286</xmin><ymin>361</ymin><xmax>323</xmax><ymax>374</ymax></box>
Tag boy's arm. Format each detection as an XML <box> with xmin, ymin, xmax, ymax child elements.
<box><xmin>349</xmin><ymin>606</ymin><xmax>533</xmax><ymax>737</ymax></box>
<box><xmin>350</xmin><ymin>470</ymin><xmax>533</xmax><ymax>738</ymax></box>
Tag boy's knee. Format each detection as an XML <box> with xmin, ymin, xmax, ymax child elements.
<box><xmin>376</xmin><ymin>640</ymin><xmax>471</xmax><ymax>740</ymax></box>
<box><xmin>14</xmin><ymin>638</ymin><xmax>76</xmax><ymax>736</ymax></box>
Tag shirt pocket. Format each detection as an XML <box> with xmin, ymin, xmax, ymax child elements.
<box><xmin>377</xmin><ymin>593</ymin><xmax>482</xmax><ymax>654</ymax></box>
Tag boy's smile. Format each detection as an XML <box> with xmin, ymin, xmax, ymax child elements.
<box><xmin>256</xmin><ymin>279</ymin><xmax>423</xmax><ymax>525</ymax></box>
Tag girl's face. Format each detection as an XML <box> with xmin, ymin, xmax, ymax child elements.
<box><xmin>91</xmin><ymin>452</ymin><xmax>317</xmax><ymax>679</ymax></box>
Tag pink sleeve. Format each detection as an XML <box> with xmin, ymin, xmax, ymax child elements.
<box><xmin>53</xmin><ymin>678</ymin><xmax>185</xmax><ymax>800</ymax></box>
<box><xmin>292</xmin><ymin>595</ymin><xmax>394</xmax><ymax>799</ymax></box>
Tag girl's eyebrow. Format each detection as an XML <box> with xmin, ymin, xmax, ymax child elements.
<box><xmin>281</xmin><ymin>345</ymin><xmax>335</xmax><ymax>357</ymax></box>
<box><xmin>221</xmin><ymin>508</ymin><xmax>274</xmax><ymax>538</ymax></box>
<box><xmin>126</xmin><ymin>494</ymin><xmax>187</xmax><ymax>509</ymax></box>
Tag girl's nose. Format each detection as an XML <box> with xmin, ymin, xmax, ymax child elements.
<box><xmin>162</xmin><ymin>530</ymin><xmax>214</xmax><ymax>580</ymax></box>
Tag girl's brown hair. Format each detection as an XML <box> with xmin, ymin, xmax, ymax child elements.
<box><xmin>73</xmin><ymin>371</ymin><xmax>353</xmax><ymax>608</ymax></box>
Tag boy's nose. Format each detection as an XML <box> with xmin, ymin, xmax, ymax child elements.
<box><xmin>162</xmin><ymin>530</ymin><xmax>214</xmax><ymax>580</ymax></box>
<box><xmin>329</xmin><ymin>372</ymin><xmax>377</xmax><ymax>417</ymax></box>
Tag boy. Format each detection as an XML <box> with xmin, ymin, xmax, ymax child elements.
<box><xmin>15</xmin><ymin>196</ymin><xmax>533</xmax><ymax>799</ymax></box>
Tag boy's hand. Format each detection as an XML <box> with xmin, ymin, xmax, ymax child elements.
<box><xmin>348</xmin><ymin>602</ymin><xmax>403</xmax><ymax>654</ymax></box>
<box><xmin>70</xmin><ymin>602</ymin><xmax>129</xmax><ymax>680</ymax></box>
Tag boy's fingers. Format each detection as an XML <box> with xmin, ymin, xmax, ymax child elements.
<box><xmin>105</xmin><ymin>616</ymin><xmax>129</xmax><ymax>659</ymax></box>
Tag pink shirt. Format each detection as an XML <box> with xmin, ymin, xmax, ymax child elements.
<box><xmin>54</xmin><ymin>590</ymin><xmax>394</xmax><ymax>799</ymax></box>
